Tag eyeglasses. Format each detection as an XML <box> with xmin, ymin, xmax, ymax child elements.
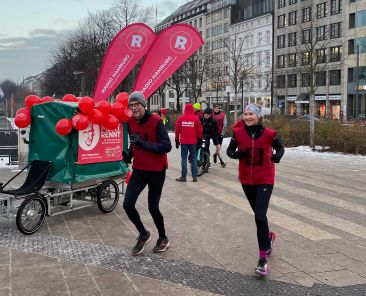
<box><xmin>128</xmin><ymin>102</ymin><xmax>141</xmax><ymax>109</ymax></box>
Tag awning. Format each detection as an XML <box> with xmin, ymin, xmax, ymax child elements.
<box><xmin>287</xmin><ymin>96</ymin><xmax>297</xmax><ymax>101</ymax></box>
<box><xmin>296</xmin><ymin>93</ymin><xmax>309</xmax><ymax>104</ymax></box>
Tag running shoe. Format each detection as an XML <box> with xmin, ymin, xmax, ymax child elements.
<box><xmin>255</xmin><ymin>257</ymin><xmax>268</xmax><ymax>276</ymax></box>
<box><xmin>266</xmin><ymin>231</ymin><xmax>276</xmax><ymax>257</ymax></box>
<box><xmin>153</xmin><ymin>237</ymin><xmax>171</xmax><ymax>253</ymax></box>
<box><xmin>132</xmin><ymin>231</ymin><xmax>151</xmax><ymax>256</ymax></box>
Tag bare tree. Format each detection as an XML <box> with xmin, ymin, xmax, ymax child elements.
<box><xmin>166</xmin><ymin>68</ymin><xmax>187</xmax><ymax>113</ymax></box>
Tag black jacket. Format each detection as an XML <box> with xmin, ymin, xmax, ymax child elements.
<box><xmin>200</xmin><ymin>116</ymin><xmax>220</xmax><ymax>145</ymax></box>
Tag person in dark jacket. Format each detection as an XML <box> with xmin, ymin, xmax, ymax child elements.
<box><xmin>226</xmin><ymin>104</ymin><xmax>284</xmax><ymax>276</ymax></box>
<box><xmin>122</xmin><ymin>91</ymin><xmax>172</xmax><ymax>256</ymax></box>
<box><xmin>175</xmin><ymin>104</ymin><xmax>203</xmax><ymax>182</ymax></box>
<box><xmin>212</xmin><ymin>105</ymin><xmax>227</xmax><ymax>167</ymax></box>
<box><xmin>200</xmin><ymin>108</ymin><xmax>221</xmax><ymax>166</ymax></box>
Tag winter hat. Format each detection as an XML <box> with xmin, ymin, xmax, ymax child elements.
<box><xmin>244</xmin><ymin>104</ymin><xmax>262</xmax><ymax>117</ymax></box>
<box><xmin>160</xmin><ymin>108</ymin><xmax>168</xmax><ymax>115</ymax></box>
<box><xmin>193</xmin><ymin>103</ymin><xmax>201</xmax><ymax>110</ymax></box>
<box><xmin>128</xmin><ymin>91</ymin><xmax>146</xmax><ymax>108</ymax></box>
<box><xmin>204</xmin><ymin>108</ymin><xmax>212</xmax><ymax>115</ymax></box>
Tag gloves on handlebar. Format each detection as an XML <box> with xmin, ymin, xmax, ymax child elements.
<box><xmin>122</xmin><ymin>151</ymin><xmax>132</xmax><ymax>164</ymax></box>
<box><xmin>175</xmin><ymin>139</ymin><xmax>180</xmax><ymax>149</ymax></box>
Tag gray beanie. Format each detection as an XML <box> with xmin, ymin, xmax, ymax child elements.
<box><xmin>128</xmin><ymin>91</ymin><xmax>146</xmax><ymax>108</ymax></box>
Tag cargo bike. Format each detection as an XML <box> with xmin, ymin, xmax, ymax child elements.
<box><xmin>0</xmin><ymin>101</ymin><xmax>129</xmax><ymax>235</ymax></box>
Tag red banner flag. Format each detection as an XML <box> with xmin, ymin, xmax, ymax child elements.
<box><xmin>133</xmin><ymin>24</ymin><xmax>204</xmax><ymax>99</ymax></box>
<box><xmin>93</xmin><ymin>23</ymin><xmax>156</xmax><ymax>103</ymax></box>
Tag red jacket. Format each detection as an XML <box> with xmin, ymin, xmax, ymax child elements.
<box><xmin>212</xmin><ymin>111</ymin><xmax>226</xmax><ymax>135</ymax></box>
<box><xmin>175</xmin><ymin>104</ymin><xmax>203</xmax><ymax>144</ymax></box>
<box><xmin>233</xmin><ymin>127</ymin><xmax>276</xmax><ymax>185</ymax></box>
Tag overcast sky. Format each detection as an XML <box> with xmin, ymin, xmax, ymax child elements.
<box><xmin>0</xmin><ymin>0</ymin><xmax>186</xmax><ymax>84</ymax></box>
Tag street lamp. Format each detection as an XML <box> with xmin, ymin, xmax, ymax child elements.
<box><xmin>73</xmin><ymin>71</ymin><xmax>85</xmax><ymax>97</ymax></box>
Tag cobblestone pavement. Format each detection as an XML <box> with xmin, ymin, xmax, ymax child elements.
<box><xmin>0</xmin><ymin>137</ymin><xmax>365</xmax><ymax>295</ymax></box>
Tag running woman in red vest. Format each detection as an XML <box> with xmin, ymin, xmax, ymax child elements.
<box><xmin>122</xmin><ymin>91</ymin><xmax>172</xmax><ymax>256</ymax></box>
<box><xmin>212</xmin><ymin>105</ymin><xmax>227</xmax><ymax>167</ymax></box>
<box><xmin>226</xmin><ymin>104</ymin><xmax>284</xmax><ymax>276</ymax></box>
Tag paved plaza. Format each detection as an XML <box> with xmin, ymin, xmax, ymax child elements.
<box><xmin>0</xmin><ymin>136</ymin><xmax>366</xmax><ymax>295</ymax></box>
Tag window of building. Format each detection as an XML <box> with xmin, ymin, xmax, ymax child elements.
<box><xmin>212</xmin><ymin>25</ymin><xmax>223</xmax><ymax>36</ymax></box>
<box><xmin>194</xmin><ymin>20</ymin><xmax>197</xmax><ymax>27</ymax></box>
<box><xmin>289</xmin><ymin>11</ymin><xmax>297</xmax><ymax>26</ymax></box>
<box><xmin>316</xmin><ymin>25</ymin><xmax>327</xmax><ymax>41</ymax></box>
<box><xmin>301</xmin><ymin>73</ymin><xmax>310</xmax><ymax>87</ymax></box>
<box><xmin>258</xmin><ymin>32</ymin><xmax>262</xmax><ymax>45</ymax></box>
<box><xmin>199</xmin><ymin>18</ymin><xmax>202</xmax><ymax>27</ymax></box>
<box><xmin>355</xmin><ymin>36</ymin><xmax>366</xmax><ymax>53</ymax></box>
<box><xmin>329</xmin><ymin>46</ymin><xmax>342</xmax><ymax>62</ymax></box>
<box><xmin>356</xmin><ymin>9</ymin><xmax>366</xmax><ymax>27</ymax></box>
<box><xmin>224</xmin><ymin>9</ymin><xmax>229</xmax><ymax>19</ymax></box>
<box><xmin>224</xmin><ymin>23</ymin><xmax>229</xmax><ymax>33</ymax></box>
<box><xmin>266</xmin><ymin>30</ymin><xmax>270</xmax><ymax>43</ymax></box>
<box><xmin>330</xmin><ymin>22</ymin><xmax>342</xmax><ymax>38</ymax></box>
<box><xmin>287</xmin><ymin>74</ymin><xmax>297</xmax><ymax>87</ymax></box>
<box><xmin>277</xmin><ymin>75</ymin><xmax>286</xmax><ymax>88</ymax></box>
<box><xmin>329</xmin><ymin>70</ymin><xmax>341</xmax><ymax>85</ymax></box>
<box><xmin>349</xmin><ymin>13</ymin><xmax>355</xmax><ymax>29</ymax></box>
<box><xmin>288</xmin><ymin>53</ymin><xmax>297</xmax><ymax>67</ymax></box>
<box><xmin>288</xmin><ymin>32</ymin><xmax>297</xmax><ymax>46</ymax></box>
<box><xmin>289</xmin><ymin>0</ymin><xmax>297</xmax><ymax>5</ymax></box>
<box><xmin>213</xmin><ymin>11</ymin><xmax>223</xmax><ymax>22</ymax></box>
<box><xmin>278</xmin><ymin>14</ymin><xmax>286</xmax><ymax>28</ymax></box>
<box><xmin>206</xmin><ymin>16</ymin><xmax>211</xmax><ymax>25</ymax></box>
<box><xmin>266</xmin><ymin>51</ymin><xmax>271</xmax><ymax>65</ymax></box>
<box><xmin>277</xmin><ymin>55</ymin><xmax>286</xmax><ymax>68</ymax></box>
<box><xmin>302</xmin><ymin>51</ymin><xmax>311</xmax><ymax>65</ymax></box>
<box><xmin>316</xmin><ymin>71</ymin><xmax>326</xmax><ymax>86</ymax></box>
<box><xmin>317</xmin><ymin>2</ymin><xmax>327</xmax><ymax>18</ymax></box>
<box><xmin>206</xmin><ymin>28</ymin><xmax>210</xmax><ymax>38</ymax></box>
<box><xmin>302</xmin><ymin>29</ymin><xmax>311</xmax><ymax>44</ymax></box>
<box><xmin>348</xmin><ymin>39</ymin><xmax>355</xmax><ymax>54</ymax></box>
<box><xmin>302</xmin><ymin>7</ymin><xmax>311</xmax><ymax>22</ymax></box>
<box><xmin>278</xmin><ymin>0</ymin><xmax>286</xmax><ymax>9</ymax></box>
<box><xmin>316</xmin><ymin>48</ymin><xmax>327</xmax><ymax>63</ymax></box>
<box><xmin>277</xmin><ymin>35</ymin><xmax>285</xmax><ymax>48</ymax></box>
<box><xmin>330</xmin><ymin>0</ymin><xmax>342</xmax><ymax>15</ymax></box>
<box><xmin>169</xmin><ymin>91</ymin><xmax>175</xmax><ymax>98</ymax></box>
<box><xmin>257</xmin><ymin>52</ymin><xmax>262</xmax><ymax>64</ymax></box>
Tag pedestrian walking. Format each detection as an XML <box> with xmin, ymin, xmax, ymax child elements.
<box><xmin>226</xmin><ymin>103</ymin><xmax>284</xmax><ymax>276</ymax></box>
<box><xmin>175</xmin><ymin>104</ymin><xmax>203</xmax><ymax>182</ymax></box>
<box><xmin>212</xmin><ymin>104</ymin><xmax>227</xmax><ymax>167</ymax></box>
<box><xmin>200</xmin><ymin>108</ymin><xmax>221</xmax><ymax>170</ymax></box>
<box><xmin>122</xmin><ymin>91</ymin><xmax>172</xmax><ymax>256</ymax></box>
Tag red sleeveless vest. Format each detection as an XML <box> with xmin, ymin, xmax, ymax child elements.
<box><xmin>128</xmin><ymin>114</ymin><xmax>168</xmax><ymax>171</ymax></box>
<box><xmin>233</xmin><ymin>127</ymin><xmax>276</xmax><ymax>185</ymax></box>
<box><xmin>212</xmin><ymin>112</ymin><xmax>225</xmax><ymax>134</ymax></box>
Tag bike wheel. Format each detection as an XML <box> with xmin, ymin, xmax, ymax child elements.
<box><xmin>197</xmin><ymin>151</ymin><xmax>210</xmax><ymax>176</ymax></box>
<box><xmin>97</xmin><ymin>180</ymin><xmax>119</xmax><ymax>213</ymax></box>
<box><xmin>16</xmin><ymin>195</ymin><xmax>46</xmax><ymax>235</ymax></box>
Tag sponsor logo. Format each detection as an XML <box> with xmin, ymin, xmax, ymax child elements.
<box><xmin>79</xmin><ymin>123</ymin><xmax>100</xmax><ymax>151</ymax></box>
<box><xmin>37</xmin><ymin>115</ymin><xmax>45</xmax><ymax>118</ymax></box>
<box><xmin>170</xmin><ymin>31</ymin><xmax>193</xmax><ymax>54</ymax></box>
<box><xmin>182</xmin><ymin>121</ymin><xmax>195</xmax><ymax>127</ymax></box>
<box><xmin>126</xmin><ymin>31</ymin><xmax>148</xmax><ymax>52</ymax></box>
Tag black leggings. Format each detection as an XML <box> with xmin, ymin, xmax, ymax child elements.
<box><xmin>123</xmin><ymin>169</ymin><xmax>166</xmax><ymax>239</ymax></box>
<box><xmin>242</xmin><ymin>184</ymin><xmax>273</xmax><ymax>252</ymax></box>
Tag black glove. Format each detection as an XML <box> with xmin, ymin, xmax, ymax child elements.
<box><xmin>234</xmin><ymin>150</ymin><xmax>246</xmax><ymax>159</ymax></box>
<box><xmin>130</xmin><ymin>134</ymin><xmax>142</xmax><ymax>145</ymax></box>
<box><xmin>122</xmin><ymin>151</ymin><xmax>132</xmax><ymax>164</ymax></box>
<box><xmin>175</xmin><ymin>140</ymin><xmax>180</xmax><ymax>149</ymax></box>
<box><xmin>196</xmin><ymin>138</ymin><xmax>202</xmax><ymax>151</ymax></box>
<box><xmin>271</xmin><ymin>154</ymin><xmax>281</xmax><ymax>163</ymax></box>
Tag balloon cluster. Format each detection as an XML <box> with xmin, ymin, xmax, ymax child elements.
<box><xmin>14</xmin><ymin>92</ymin><xmax>131</xmax><ymax>137</ymax></box>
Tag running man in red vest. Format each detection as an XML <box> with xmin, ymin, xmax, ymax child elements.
<box><xmin>122</xmin><ymin>91</ymin><xmax>172</xmax><ymax>256</ymax></box>
<box><xmin>212</xmin><ymin>105</ymin><xmax>227</xmax><ymax>167</ymax></box>
<box><xmin>226</xmin><ymin>104</ymin><xmax>284</xmax><ymax>276</ymax></box>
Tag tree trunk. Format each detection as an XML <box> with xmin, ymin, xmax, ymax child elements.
<box><xmin>234</xmin><ymin>92</ymin><xmax>238</xmax><ymax>122</ymax></box>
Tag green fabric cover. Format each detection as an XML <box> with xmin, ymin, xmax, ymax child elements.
<box><xmin>28</xmin><ymin>101</ymin><xmax>128</xmax><ymax>183</ymax></box>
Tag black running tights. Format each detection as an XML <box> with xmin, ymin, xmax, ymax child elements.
<box><xmin>123</xmin><ymin>169</ymin><xmax>166</xmax><ymax>239</ymax></box>
<box><xmin>242</xmin><ymin>184</ymin><xmax>273</xmax><ymax>252</ymax></box>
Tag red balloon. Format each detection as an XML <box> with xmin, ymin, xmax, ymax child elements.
<box><xmin>71</xmin><ymin>113</ymin><xmax>89</xmax><ymax>131</ymax></box>
<box><xmin>96</xmin><ymin>100</ymin><xmax>111</xmax><ymax>115</ymax></box>
<box><xmin>103</xmin><ymin>114</ymin><xmax>119</xmax><ymax>130</ymax></box>
<box><xmin>15</xmin><ymin>108</ymin><xmax>30</xmax><ymax>117</ymax></box>
<box><xmin>119</xmin><ymin>109</ymin><xmax>130</xmax><ymax>123</ymax></box>
<box><xmin>41</xmin><ymin>96</ymin><xmax>54</xmax><ymax>103</ymax></box>
<box><xmin>63</xmin><ymin>94</ymin><xmax>78</xmax><ymax>102</ymax></box>
<box><xmin>55</xmin><ymin>118</ymin><xmax>72</xmax><ymax>135</ymax></box>
<box><xmin>88</xmin><ymin>109</ymin><xmax>104</xmax><ymax>124</ymax></box>
<box><xmin>14</xmin><ymin>113</ymin><xmax>31</xmax><ymax>128</ymax></box>
<box><xmin>115</xmin><ymin>92</ymin><xmax>129</xmax><ymax>107</ymax></box>
<box><xmin>110</xmin><ymin>102</ymin><xmax>125</xmax><ymax>120</ymax></box>
<box><xmin>25</xmin><ymin>95</ymin><xmax>41</xmax><ymax>109</ymax></box>
<box><xmin>78</xmin><ymin>97</ymin><xmax>94</xmax><ymax>113</ymax></box>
